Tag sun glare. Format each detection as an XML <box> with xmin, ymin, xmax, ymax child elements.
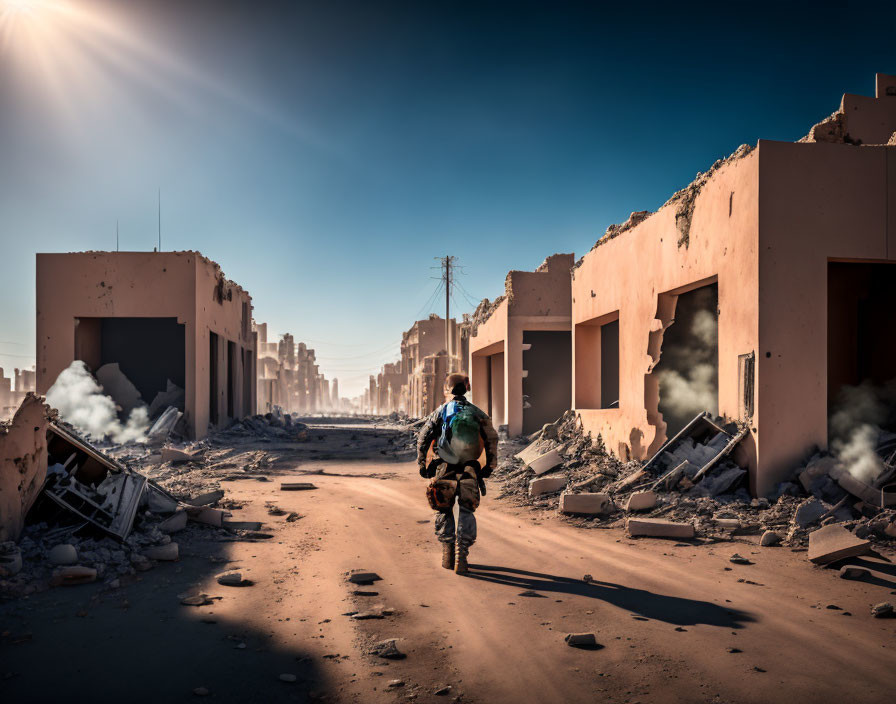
<box><xmin>2</xmin><ymin>0</ymin><xmax>44</xmax><ymax>15</ymax></box>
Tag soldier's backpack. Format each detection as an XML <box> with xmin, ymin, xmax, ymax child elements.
<box><xmin>436</xmin><ymin>400</ymin><xmax>483</xmax><ymax>465</ymax></box>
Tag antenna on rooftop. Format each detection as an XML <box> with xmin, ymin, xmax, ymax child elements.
<box><xmin>157</xmin><ymin>188</ymin><xmax>161</xmax><ymax>251</ymax></box>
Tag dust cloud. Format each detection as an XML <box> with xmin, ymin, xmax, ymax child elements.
<box><xmin>829</xmin><ymin>379</ymin><xmax>896</xmax><ymax>484</ymax></box>
<box><xmin>46</xmin><ymin>360</ymin><xmax>150</xmax><ymax>443</ymax></box>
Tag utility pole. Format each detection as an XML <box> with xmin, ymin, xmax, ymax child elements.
<box><xmin>437</xmin><ymin>255</ymin><xmax>456</xmax><ymax>365</ymax></box>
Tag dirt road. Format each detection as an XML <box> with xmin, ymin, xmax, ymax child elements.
<box><xmin>2</xmin><ymin>420</ymin><xmax>895</xmax><ymax>703</ymax></box>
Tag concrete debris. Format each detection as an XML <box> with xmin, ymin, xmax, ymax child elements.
<box><xmin>564</xmin><ymin>632</ymin><xmax>599</xmax><ymax>648</ymax></box>
<box><xmin>279</xmin><ymin>674</ymin><xmax>297</xmax><ymax>683</ymax></box>
<box><xmin>95</xmin><ymin>363</ymin><xmax>144</xmax><ymax>419</ymax></box>
<box><xmin>759</xmin><ymin>531</ymin><xmax>781</xmax><ymax>547</ymax></box>
<box><xmin>280</xmin><ymin>483</ymin><xmax>318</xmax><ymax>491</ymax></box>
<box><xmin>838</xmin><ymin>566</ymin><xmax>870</xmax><ymax>580</ymax></box>
<box><xmin>185</xmin><ymin>507</ymin><xmax>227</xmax><ymax>527</ymax></box>
<box><xmin>50</xmin><ymin>565</ymin><xmax>97</xmax><ymax>586</ymax></box>
<box><xmin>148</xmin><ymin>380</ymin><xmax>186</xmax><ymax>419</ymax></box>
<box><xmin>529</xmin><ymin>475</ymin><xmax>567</xmax><ymax>497</ymax></box>
<box><xmin>217</xmin><ymin>571</ymin><xmax>252</xmax><ymax>586</ymax></box>
<box><xmin>159</xmin><ymin>510</ymin><xmax>188</xmax><ymax>533</ymax></box>
<box><xmin>48</xmin><ymin>543</ymin><xmax>78</xmax><ymax>565</ymax></box>
<box><xmin>147</xmin><ymin>406</ymin><xmax>183</xmax><ymax>442</ymax></box>
<box><xmin>807</xmin><ymin>525</ymin><xmax>871</xmax><ymax>565</ymax></box>
<box><xmin>185</xmin><ymin>490</ymin><xmax>225</xmax><ymax>506</ymax></box>
<box><xmin>0</xmin><ymin>541</ymin><xmax>23</xmax><ymax>576</ymax></box>
<box><xmin>434</xmin><ymin>686</ymin><xmax>452</xmax><ymax>695</ymax></box>
<box><xmin>161</xmin><ymin>446</ymin><xmax>203</xmax><ymax>464</ymax></box>
<box><xmin>626</xmin><ymin>518</ymin><xmax>695</xmax><ymax>539</ymax></box>
<box><xmin>871</xmin><ymin>602</ymin><xmax>894</xmax><ymax>618</ymax></box>
<box><xmin>181</xmin><ymin>594</ymin><xmax>214</xmax><ymax>606</ymax></box>
<box><xmin>729</xmin><ymin>553</ymin><xmax>752</xmax><ymax>565</ymax></box>
<box><xmin>371</xmin><ymin>638</ymin><xmax>405</xmax><ymax>659</ymax></box>
<box><xmin>349</xmin><ymin>571</ymin><xmax>382</xmax><ymax>584</ymax></box>
<box><xmin>526</xmin><ymin>448</ymin><xmax>564</xmax><ymax>476</ymax></box>
<box><xmin>625</xmin><ymin>491</ymin><xmax>657</xmax><ymax>512</ymax></box>
<box><xmin>559</xmin><ymin>492</ymin><xmax>611</xmax><ymax>516</ymax></box>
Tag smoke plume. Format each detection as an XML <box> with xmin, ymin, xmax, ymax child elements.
<box><xmin>46</xmin><ymin>361</ymin><xmax>149</xmax><ymax>443</ymax></box>
<box><xmin>828</xmin><ymin>379</ymin><xmax>896</xmax><ymax>484</ymax></box>
<box><xmin>655</xmin><ymin>286</ymin><xmax>719</xmax><ymax>435</ymax></box>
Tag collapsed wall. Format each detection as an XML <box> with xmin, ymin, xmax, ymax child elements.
<box><xmin>0</xmin><ymin>394</ymin><xmax>53</xmax><ymax>542</ymax></box>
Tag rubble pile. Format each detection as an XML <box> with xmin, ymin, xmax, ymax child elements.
<box><xmin>209</xmin><ymin>407</ymin><xmax>309</xmax><ymax>444</ymax></box>
<box><xmin>493</xmin><ymin>410</ymin><xmax>896</xmax><ymax>552</ymax></box>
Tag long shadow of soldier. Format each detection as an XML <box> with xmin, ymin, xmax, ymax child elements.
<box><xmin>466</xmin><ymin>564</ymin><xmax>754</xmax><ymax>629</ymax></box>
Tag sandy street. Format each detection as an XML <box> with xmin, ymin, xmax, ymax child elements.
<box><xmin>1</xmin><ymin>420</ymin><xmax>895</xmax><ymax>704</ymax></box>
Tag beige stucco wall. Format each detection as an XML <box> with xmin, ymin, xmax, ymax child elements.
<box><xmin>756</xmin><ymin>140</ymin><xmax>896</xmax><ymax>493</ymax></box>
<box><xmin>572</xmin><ymin>149</ymin><xmax>761</xmax><ymax>484</ymax></box>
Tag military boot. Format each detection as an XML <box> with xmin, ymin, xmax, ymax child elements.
<box><xmin>441</xmin><ymin>542</ymin><xmax>455</xmax><ymax>570</ymax></box>
<box><xmin>454</xmin><ymin>544</ymin><xmax>469</xmax><ymax>575</ymax></box>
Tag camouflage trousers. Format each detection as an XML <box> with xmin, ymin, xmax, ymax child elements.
<box><xmin>433</xmin><ymin>464</ymin><xmax>481</xmax><ymax>548</ymax></box>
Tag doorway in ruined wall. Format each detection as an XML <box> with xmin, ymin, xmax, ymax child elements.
<box><xmin>488</xmin><ymin>352</ymin><xmax>505</xmax><ymax>426</ymax></box>
<box><xmin>522</xmin><ymin>331</ymin><xmax>572</xmax><ymax>435</ymax></box>
<box><xmin>209</xmin><ymin>333</ymin><xmax>220</xmax><ymax>426</ymax></box>
<box><xmin>74</xmin><ymin>317</ymin><xmax>186</xmax><ymax>418</ymax></box>
<box><xmin>227</xmin><ymin>341</ymin><xmax>236</xmax><ymax>420</ymax></box>
<box><xmin>647</xmin><ymin>283</ymin><xmax>719</xmax><ymax>450</ymax></box>
<box><xmin>827</xmin><ymin>262</ymin><xmax>896</xmax><ymax>448</ymax></box>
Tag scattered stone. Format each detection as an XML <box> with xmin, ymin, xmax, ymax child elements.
<box><xmin>387</xmin><ymin>680</ymin><xmax>405</xmax><ymax>688</ymax></box>
<box><xmin>434</xmin><ymin>686</ymin><xmax>452</xmax><ymax>696</ymax></box>
<box><xmin>626</xmin><ymin>518</ymin><xmax>695</xmax><ymax>539</ymax></box>
<box><xmin>217</xmin><ymin>571</ymin><xmax>253</xmax><ymax>587</ymax></box>
<box><xmin>371</xmin><ymin>639</ymin><xmax>405</xmax><ymax>659</ymax></box>
<box><xmin>727</xmin><ymin>647</ymin><xmax>742</xmax><ymax>653</ymax></box>
<box><xmin>759</xmin><ymin>531</ymin><xmax>780</xmax><ymax>547</ymax></box>
<box><xmin>349</xmin><ymin>571</ymin><xmax>382</xmax><ymax>584</ymax></box>
<box><xmin>582</xmin><ymin>574</ymin><xmax>593</xmax><ymax>583</ymax></box>
<box><xmin>281</xmin><ymin>483</ymin><xmax>318</xmax><ymax>491</ymax></box>
<box><xmin>871</xmin><ymin>602</ymin><xmax>894</xmax><ymax>618</ymax></box>
<box><xmin>279</xmin><ymin>674</ymin><xmax>297</xmax><ymax>683</ymax></box>
<box><xmin>144</xmin><ymin>543</ymin><xmax>179</xmax><ymax>561</ymax></box>
<box><xmin>185</xmin><ymin>490</ymin><xmax>225</xmax><ymax>507</ymax></box>
<box><xmin>526</xmin><ymin>448</ymin><xmax>564</xmax><ymax>476</ymax></box>
<box><xmin>48</xmin><ymin>543</ymin><xmax>78</xmax><ymax>566</ymax></box>
<box><xmin>181</xmin><ymin>594</ymin><xmax>213</xmax><ymax>606</ymax></box>
<box><xmin>729</xmin><ymin>554</ymin><xmax>752</xmax><ymax>565</ymax></box>
<box><xmin>807</xmin><ymin>525</ymin><xmax>871</xmax><ymax>565</ymax></box>
<box><xmin>352</xmin><ymin>611</ymin><xmax>384</xmax><ymax>620</ymax></box>
<box><xmin>826</xmin><ymin>604</ymin><xmax>841</xmax><ymax>610</ymax></box>
<box><xmin>838</xmin><ymin>566</ymin><xmax>871</xmax><ymax>580</ymax></box>
<box><xmin>286</xmin><ymin>512</ymin><xmax>302</xmax><ymax>522</ymax></box>
<box><xmin>794</xmin><ymin>498</ymin><xmax>827</xmax><ymax>528</ymax></box>
<box><xmin>565</xmin><ymin>633</ymin><xmax>600</xmax><ymax>649</ymax></box>
<box><xmin>353</xmin><ymin>590</ymin><xmax>379</xmax><ymax>596</ymax></box>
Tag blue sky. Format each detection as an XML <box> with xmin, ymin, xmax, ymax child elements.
<box><xmin>0</xmin><ymin>0</ymin><xmax>893</xmax><ymax>396</ymax></box>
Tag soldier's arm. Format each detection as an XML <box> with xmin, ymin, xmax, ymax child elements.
<box><xmin>479</xmin><ymin>414</ymin><xmax>499</xmax><ymax>476</ymax></box>
<box><xmin>416</xmin><ymin>409</ymin><xmax>441</xmax><ymax>470</ymax></box>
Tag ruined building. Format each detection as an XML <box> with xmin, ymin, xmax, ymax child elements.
<box><xmin>0</xmin><ymin>366</ymin><xmax>36</xmax><ymax>420</ymax></box>
<box><xmin>369</xmin><ymin>314</ymin><xmax>471</xmax><ymax>417</ymax></box>
<box><xmin>255</xmin><ymin>323</ymin><xmax>333</xmax><ymax>415</ymax></box>
<box><xmin>571</xmin><ymin>73</ymin><xmax>896</xmax><ymax>496</ymax></box>
<box><xmin>469</xmin><ymin>253</ymin><xmax>574</xmax><ymax>435</ymax></box>
<box><xmin>36</xmin><ymin>251</ymin><xmax>256</xmax><ymax>439</ymax></box>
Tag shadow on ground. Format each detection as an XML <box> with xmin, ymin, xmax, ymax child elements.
<box><xmin>466</xmin><ymin>564</ymin><xmax>755</xmax><ymax>629</ymax></box>
<box><xmin>0</xmin><ymin>537</ymin><xmax>324</xmax><ymax>704</ymax></box>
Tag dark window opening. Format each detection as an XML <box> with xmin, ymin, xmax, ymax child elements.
<box><xmin>209</xmin><ymin>333</ymin><xmax>219</xmax><ymax>426</ymax></box>
<box><xmin>227</xmin><ymin>340</ymin><xmax>236</xmax><ymax>420</ymax></box>
<box><xmin>600</xmin><ymin>319</ymin><xmax>620</xmax><ymax>409</ymax></box>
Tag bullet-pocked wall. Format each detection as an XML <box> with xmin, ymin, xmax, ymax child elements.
<box><xmin>36</xmin><ymin>251</ymin><xmax>255</xmax><ymax>439</ymax></box>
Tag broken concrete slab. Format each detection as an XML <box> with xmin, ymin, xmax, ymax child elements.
<box><xmin>185</xmin><ymin>506</ymin><xmax>227</xmax><ymax>527</ymax></box>
<box><xmin>626</xmin><ymin>517</ymin><xmax>695</xmax><ymax>539</ymax></box>
<box><xmin>871</xmin><ymin>602</ymin><xmax>894</xmax><ymax>618</ymax></box>
<box><xmin>280</xmin><ymin>482</ymin><xmax>318</xmax><ymax>491</ymax></box>
<box><xmin>185</xmin><ymin>489</ymin><xmax>225</xmax><ymax>506</ymax></box>
<box><xmin>148</xmin><ymin>380</ymin><xmax>185</xmax><ymax>418</ymax></box>
<box><xmin>625</xmin><ymin>491</ymin><xmax>656</xmax><ymax>512</ymax></box>
<box><xmin>527</xmin><ymin>448</ymin><xmax>564</xmax><ymax>476</ymax></box>
<box><xmin>160</xmin><ymin>446</ymin><xmax>202</xmax><ymax>464</ymax></box>
<box><xmin>371</xmin><ymin>639</ymin><xmax>405</xmax><ymax>659</ymax></box>
<box><xmin>159</xmin><ymin>510</ymin><xmax>188</xmax><ymax>533</ymax></box>
<box><xmin>793</xmin><ymin>498</ymin><xmax>827</xmax><ymax>528</ymax></box>
<box><xmin>147</xmin><ymin>406</ymin><xmax>182</xmax><ymax>441</ymax></box>
<box><xmin>807</xmin><ymin>525</ymin><xmax>871</xmax><ymax>565</ymax></box>
<box><xmin>144</xmin><ymin>543</ymin><xmax>179</xmax><ymax>561</ymax></box>
<box><xmin>529</xmin><ymin>475</ymin><xmax>567</xmax><ymax>497</ymax></box>
<box><xmin>48</xmin><ymin>543</ymin><xmax>78</xmax><ymax>565</ymax></box>
<box><xmin>223</xmin><ymin>520</ymin><xmax>263</xmax><ymax>531</ymax></box>
<box><xmin>515</xmin><ymin>439</ymin><xmax>549</xmax><ymax>466</ymax></box>
<box><xmin>559</xmin><ymin>492</ymin><xmax>611</xmax><ymax>516</ymax></box>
